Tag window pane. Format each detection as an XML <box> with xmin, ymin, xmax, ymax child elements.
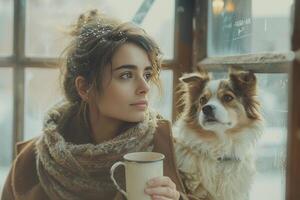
<box><xmin>0</xmin><ymin>68</ymin><xmax>13</xmax><ymax>193</ymax></box>
<box><xmin>213</xmin><ymin>72</ymin><xmax>287</xmax><ymax>200</ymax></box>
<box><xmin>207</xmin><ymin>0</ymin><xmax>294</xmax><ymax>56</ymax></box>
<box><xmin>252</xmin><ymin>73</ymin><xmax>287</xmax><ymax>200</ymax></box>
<box><xmin>0</xmin><ymin>0</ymin><xmax>13</xmax><ymax>56</ymax></box>
<box><xmin>149</xmin><ymin>70</ymin><xmax>173</xmax><ymax>121</ymax></box>
<box><xmin>24</xmin><ymin>68</ymin><xmax>63</xmax><ymax>140</ymax></box>
<box><xmin>26</xmin><ymin>0</ymin><xmax>175</xmax><ymax>59</ymax></box>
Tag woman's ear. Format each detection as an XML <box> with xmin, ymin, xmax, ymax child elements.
<box><xmin>75</xmin><ymin>76</ymin><xmax>91</xmax><ymax>101</ymax></box>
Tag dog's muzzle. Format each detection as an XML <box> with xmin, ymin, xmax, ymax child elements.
<box><xmin>202</xmin><ymin>105</ymin><xmax>218</xmax><ymax>122</ymax></box>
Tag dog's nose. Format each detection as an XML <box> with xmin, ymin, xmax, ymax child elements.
<box><xmin>202</xmin><ymin>105</ymin><xmax>215</xmax><ymax>116</ymax></box>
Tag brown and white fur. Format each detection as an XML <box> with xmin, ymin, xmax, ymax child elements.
<box><xmin>173</xmin><ymin>70</ymin><xmax>263</xmax><ymax>200</ymax></box>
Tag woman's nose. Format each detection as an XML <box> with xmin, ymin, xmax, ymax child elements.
<box><xmin>136</xmin><ymin>76</ymin><xmax>150</xmax><ymax>95</ymax></box>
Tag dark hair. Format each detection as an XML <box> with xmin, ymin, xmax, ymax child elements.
<box><xmin>60</xmin><ymin>9</ymin><xmax>162</xmax><ymax>104</ymax></box>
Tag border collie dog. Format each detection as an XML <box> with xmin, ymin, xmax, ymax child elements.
<box><xmin>173</xmin><ymin>70</ymin><xmax>263</xmax><ymax>200</ymax></box>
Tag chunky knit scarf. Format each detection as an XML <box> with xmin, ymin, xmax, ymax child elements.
<box><xmin>35</xmin><ymin>102</ymin><xmax>158</xmax><ymax>200</ymax></box>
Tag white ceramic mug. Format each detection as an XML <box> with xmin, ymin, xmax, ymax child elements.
<box><xmin>110</xmin><ymin>152</ymin><xmax>165</xmax><ymax>200</ymax></box>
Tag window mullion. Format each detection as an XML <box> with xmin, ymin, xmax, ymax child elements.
<box><xmin>286</xmin><ymin>0</ymin><xmax>300</xmax><ymax>199</ymax></box>
<box><xmin>12</xmin><ymin>0</ymin><xmax>26</xmax><ymax>157</ymax></box>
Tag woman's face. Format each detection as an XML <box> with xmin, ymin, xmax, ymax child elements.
<box><xmin>94</xmin><ymin>42</ymin><xmax>153</xmax><ymax>122</ymax></box>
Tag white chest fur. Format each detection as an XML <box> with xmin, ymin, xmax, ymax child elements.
<box><xmin>173</xmin><ymin>121</ymin><xmax>263</xmax><ymax>200</ymax></box>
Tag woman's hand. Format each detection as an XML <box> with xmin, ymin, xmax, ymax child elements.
<box><xmin>145</xmin><ymin>176</ymin><xmax>180</xmax><ymax>200</ymax></box>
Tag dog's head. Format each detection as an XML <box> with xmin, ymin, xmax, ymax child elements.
<box><xmin>178</xmin><ymin>69</ymin><xmax>261</xmax><ymax>138</ymax></box>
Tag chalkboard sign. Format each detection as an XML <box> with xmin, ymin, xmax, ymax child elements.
<box><xmin>208</xmin><ymin>0</ymin><xmax>252</xmax><ymax>56</ymax></box>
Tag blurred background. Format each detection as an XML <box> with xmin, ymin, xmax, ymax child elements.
<box><xmin>0</xmin><ymin>0</ymin><xmax>294</xmax><ymax>199</ymax></box>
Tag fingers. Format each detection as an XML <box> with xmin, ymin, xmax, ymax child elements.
<box><xmin>145</xmin><ymin>176</ymin><xmax>180</xmax><ymax>200</ymax></box>
<box><xmin>151</xmin><ymin>195</ymin><xmax>173</xmax><ymax>200</ymax></box>
<box><xmin>145</xmin><ymin>187</ymin><xmax>180</xmax><ymax>199</ymax></box>
<box><xmin>147</xmin><ymin>176</ymin><xmax>176</xmax><ymax>189</ymax></box>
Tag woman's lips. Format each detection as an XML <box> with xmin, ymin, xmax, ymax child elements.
<box><xmin>130</xmin><ymin>101</ymin><xmax>148</xmax><ymax>110</ymax></box>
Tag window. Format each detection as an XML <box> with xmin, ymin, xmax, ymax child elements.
<box><xmin>149</xmin><ymin>70</ymin><xmax>174</xmax><ymax>121</ymax></box>
<box><xmin>0</xmin><ymin>0</ymin><xmax>13</xmax><ymax>56</ymax></box>
<box><xmin>24</xmin><ymin>68</ymin><xmax>62</xmax><ymax>140</ymax></box>
<box><xmin>26</xmin><ymin>0</ymin><xmax>175</xmax><ymax>59</ymax></box>
<box><xmin>0</xmin><ymin>0</ymin><xmax>13</xmax><ymax>193</ymax></box>
<box><xmin>0</xmin><ymin>68</ymin><xmax>13</xmax><ymax>193</ymax></box>
<box><xmin>207</xmin><ymin>0</ymin><xmax>294</xmax><ymax>56</ymax></box>
<box><xmin>195</xmin><ymin>0</ymin><xmax>295</xmax><ymax>199</ymax></box>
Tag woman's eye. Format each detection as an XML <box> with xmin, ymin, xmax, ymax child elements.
<box><xmin>223</xmin><ymin>94</ymin><xmax>234</xmax><ymax>102</ymax></box>
<box><xmin>144</xmin><ymin>72</ymin><xmax>153</xmax><ymax>81</ymax></box>
<box><xmin>200</xmin><ymin>96</ymin><xmax>207</xmax><ymax>105</ymax></box>
<box><xmin>120</xmin><ymin>72</ymin><xmax>132</xmax><ymax>79</ymax></box>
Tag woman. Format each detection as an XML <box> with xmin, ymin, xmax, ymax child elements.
<box><xmin>1</xmin><ymin>10</ymin><xmax>193</xmax><ymax>200</ymax></box>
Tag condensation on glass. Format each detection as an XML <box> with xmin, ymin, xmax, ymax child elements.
<box><xmin>0</xmin><ymin>0</ymin><xmax>13</xmax><ymax>56</ymax></box>
<box><xmin>213</xmin><ymin>72</ymin><xmax>288</xmax><ymax>200</ymax></box>
<box><xmin>251</xmin><ymin>73</ymin><xmax>288</xmax><ymax>200</ymax></box>
<box><xmin>25</xmin><ymin>0</ymin><xmax>175</xmax><ymax>59</ymax></box>
<box><xmin>207</xmin><ymin>0</ymin><xmax>294</xmax><ymax>56</ymax></box>
<box><xmin>24</xmin><ymin>68</ymin><xmax>63</xmax><ymax>140</ymax></box>
<box><xmin>149</xmin><ymin>70</ymin><xmax>173</xmax><ymax>121</ymax></box>
<box><xmin>0</xmin><ymin>68</ymin><xmax>13</xmax><ymax>193</ymax></box>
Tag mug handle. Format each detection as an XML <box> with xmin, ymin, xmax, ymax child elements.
<box><xmin>110</xmin><ymin>161</ymin><xmax>127</xmax><ymax>198</ymax></box>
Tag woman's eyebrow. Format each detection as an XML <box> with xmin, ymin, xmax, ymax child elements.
<box><xmin>113</xmin><ymin>65</ymin><xmax>153</xmax><ymax>71</ymax></box>
<box><xmin>144</xmin><ymin>66</ymin><xmax>153</xmax><ymax>71</ymax></box>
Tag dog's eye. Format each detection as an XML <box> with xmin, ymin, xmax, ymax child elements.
<box><xmin>200</xmin><ymin>96</ymin><xmax>207</xmax><ymax>104</ymax></box>
<box><xmin>223</xmin><ymin>94</ymin><xmax>234</xmax><ymax>102</ymax></box>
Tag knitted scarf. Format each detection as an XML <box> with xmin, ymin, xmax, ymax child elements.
<box><xmin>35</xmin><ymin>102</ymin><xmax>158</xmax><ymax>200</ymax></box>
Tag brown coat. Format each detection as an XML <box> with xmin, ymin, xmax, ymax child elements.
<box><xmin>1</xmin><ymin>120</ymin><xmax>193</xmax><ymax>200</ymax></box>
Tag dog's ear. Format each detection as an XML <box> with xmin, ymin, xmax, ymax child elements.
<box><xmin>179</xmin><ymin>72</ymin><xmax>209</xmax><ymax>84</ymax></box>
<box><xmin>229</xmin><ymin>70</ymin><xmax>257</xmax><ymax>95</ymax></box>
<box><xmin>179</xmin><ymin>64</ymin><xmax>209</xmax><ymax>83</ymax></box>
<box><xmin>179</xmin><ymin>73</ymin><xmax>201</xmax><ymax>83</ymax></box>
<box><xmin>196</xmin><ymin>65</ymin><xmax>208</xmax><ymax>76</ymax></box>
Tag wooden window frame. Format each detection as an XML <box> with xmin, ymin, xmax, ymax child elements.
<box><xmin>286</xmin><ymin>0</ymin><xmax>300</xmax><ymax>199</ymax></box>
<box><xmin>191</xmin><ymin>1</ymin><xmax>300</xmax><ymax>200</ymax></box>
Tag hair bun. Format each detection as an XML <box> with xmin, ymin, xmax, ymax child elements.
<box><xmin>68</xmin><ymin>9</ymin><xmax>120</xmax><ymax>37</ymax></box>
